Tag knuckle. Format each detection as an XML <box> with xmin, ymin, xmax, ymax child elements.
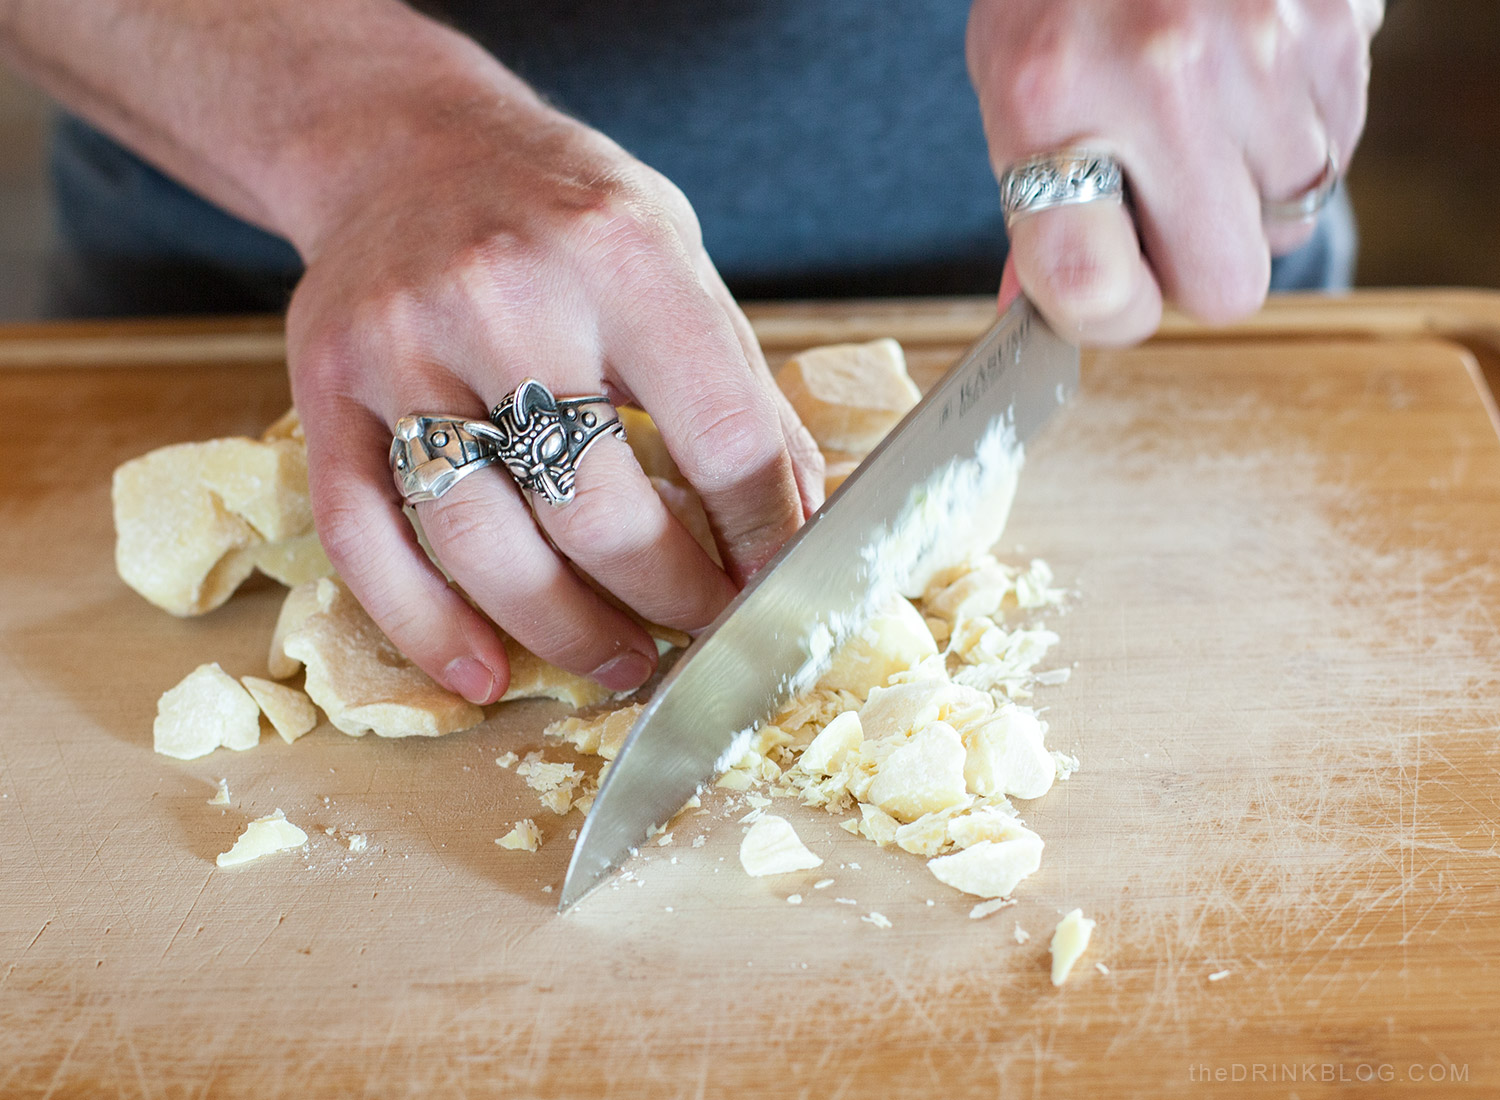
<box><xmin>527</xmin><ymin>613</ymin><xmax>615</xmax><ymax>674</ymax></box>
<box><xmin>309</xmin><ymin>485</ymin><xmax>380</xmax><ymax>579</ymax></box>
<box><xmin>419</xmin><ymin>493</ymin><xmax>501</xmax><ymax>554</ymax></box>
<box><xmin>1179</xmin><ymin>259</ymin><xmax>1268</xmax><ymax>325</ymax></box>
<box><xmin>547</xmin><ymin>481</ymin><xmax>662</xmax><ymax>569</ymax></box>
<box><xmin>675</xmin><ymin>404</ymin><xmax>785</xmax><ymax>495</ymax></box>
<box><xmin>496</xmin><ymin>568</ymin><xmax>625</xmax><ymax>674</ymax></box>
<box><xmin>997</xmin><ymin>43</ymin><xmax>1081</xmax><ymax>147</ymax></box>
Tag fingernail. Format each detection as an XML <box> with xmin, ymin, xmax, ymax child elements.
<box><xmin>442</xmin><ymin>657</ymin><xmax>498</xmax><ymax>704</ymax></box>
<box><xmin>592</xmin><ymin>651</ymin><xmax>655</xmax><ymax>693</ymax></box>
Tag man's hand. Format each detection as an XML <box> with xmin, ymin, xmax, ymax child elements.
<box><xmin>0</xmin><ymin>0</ymin><xmax>822</xmax><ymax>702</ymax></box>
<box><xmin>968</xmin><ymin>0</ymin><xmax>1383</xmax><ymax>344</ymax></box>
<box><xmin>287</xmin><ymin>91</ymin><xmax>824</xmax><ymax>702</ymax></box>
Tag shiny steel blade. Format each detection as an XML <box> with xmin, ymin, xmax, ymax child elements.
<box><xmin>559</xmin><ymin>298</ymin><xmax>1076</xmax><ymax>911</ymax></box>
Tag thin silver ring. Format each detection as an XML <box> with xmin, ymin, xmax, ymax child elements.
<box><xmin>1261</xmin><ymin>148</ymin><xmax>1340</xmax><ymax>223</ymax></box>
<box><xmin>999</xmin><ymin>149</ymin><xmax>1125</xmax><ymax>229</ymax></box>
<box><xmin>390</xmin><ymin>414</ymin><xmax>502</xmax><ymax>505</ymax></box>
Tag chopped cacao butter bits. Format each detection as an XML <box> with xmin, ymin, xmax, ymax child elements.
<box><xmin>216</xmin><ymin>809</ymin><xmax>307</xmax><ymax>868</ymax></box>
<box><xmin>738</xmin><ymin>815</ymin><xmax>823</xmax><ymax>877</ymax></box>
<box><xmin>1049</xmin><ymin>909</ymin><xmax>1096</xmax><ymax>987</ymax></box>
<box><xmin>968</xmin><ymin>897</ymin><xmax>1016</xmax><ymax>920</ymax></box>
<box><xmin>496</xmin><ymin>820</ymin><xmax>542</xmax><ymax>852</ymax></box>
<box><xmin>154</xmin><ymin>664</ymin><xmax>261</xmax><ymax>760</ymax></box>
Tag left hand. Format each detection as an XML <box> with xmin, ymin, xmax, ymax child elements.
<box><xmin>968</xmin><ymin>0</ymin><xmax>1384</xmax><ymax>344</ymax></box>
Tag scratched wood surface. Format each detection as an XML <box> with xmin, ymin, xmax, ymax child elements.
<box><xmin>2</xmin><ymin>295</ymin><xmax>1499</xmax><ymax>1098</ymax></box>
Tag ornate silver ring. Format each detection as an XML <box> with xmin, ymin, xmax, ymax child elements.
<box><xmin>390</xmin><ymin>414</ymin><xmax>503</xmax><ymax>504</ymax></box>
<box><xmin>999</xmin><ymin>149</ymin><xmax>1125</xmax><ymax>229</ymax></box>
<box><xmin>1261</xmin><ymin>147</ymin><xmax>1340</xmax><ymax>223</ymax></box>
<box><xmin>481</xmin><ymin>379</ymin><xmax>625</xmax><ymax>506</ymax></box>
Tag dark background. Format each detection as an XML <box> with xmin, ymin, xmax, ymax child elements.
<box><xmin>1</xmin><ymin>1</ymin><xmax>1496</xmax><ymax>319</ymax></box>
<box><xmin>1347</xmin><ymin>0</ymin><xmax>1500</xmax><ymax>288</ymax></box>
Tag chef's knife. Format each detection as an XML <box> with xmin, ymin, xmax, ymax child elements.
<box><xmin>559</xmin><ymin>297</ymin><xmax>1077</xmax><ymax>911</ymax></box>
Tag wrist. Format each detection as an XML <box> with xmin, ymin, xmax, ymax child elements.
<box><xmin>241</xmin><ymin>8</ymin><xmax>548</xmax><ymax>261</ymax></box>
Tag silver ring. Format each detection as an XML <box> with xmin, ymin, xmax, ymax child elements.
<box><xmin>481</xmin><ymin>379</ymin><xmax>624</xmax><ymax>506</ymax></box>
<box><xmin>1261</xmin><ymin>147</ymin><xmax>1340</xmax><ymax>224</ymax></box>
<box><xmin>390</xmin><ymin>414</ymin><xmax>503</xmax><ymax>504</ymax></box>
<box><xmin>999</xmin><ymin>149</ymin><xmax>1125</xmax><ymax>229</ymax></box>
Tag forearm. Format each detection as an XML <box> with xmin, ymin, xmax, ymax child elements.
<box><xmin>0</xmin><ymin>0</ymin><xmax>539</xmax><ymax>256</ymax></box>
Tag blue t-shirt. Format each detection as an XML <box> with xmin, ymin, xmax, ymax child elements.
<box><xmin>49</xmin><ymin>0</ymin><xmax>1352</xmax><ymax>313</ymax></box>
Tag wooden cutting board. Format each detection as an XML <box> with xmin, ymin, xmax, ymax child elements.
<box><xmin>3</xmin><ymin>293</ymin><xmax>1499</xmax><ymax>1098</ymax></box>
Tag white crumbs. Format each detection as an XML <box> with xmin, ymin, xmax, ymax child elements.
<box><xmin>968</xmin><ymin>897</ymin><xmax>1016</xmax><ymax>920</ymax></box>
<box><xmin>216</xmin><ymin>809</ymin><xmax>307</xmax><ymax>868</ymax></box>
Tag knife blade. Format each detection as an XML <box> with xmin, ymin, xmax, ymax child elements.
<box><xmin>559</xmin><ymin>297</ymin><xmax>1077</xmax><ymax>911</ymax></box>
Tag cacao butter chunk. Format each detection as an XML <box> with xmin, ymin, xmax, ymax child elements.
<box><xmin>945</xmin><ymin>808</ymin><xmax>1037</xmax><ymax>850</ymax></box>
<box><xmin>857</xmin><ymin>677</ymin><xmax>980</xmax><ymax>743</ymax></box>
<box><xmin>739</xmin><ymin>814</ymin><xmax>823</xmax><ymax>876</ymax></box>
<box><xmin>545</xmin><ymin>705</ymin><xmax>644</xmax><ymax>761</ymax></box>
<box><xmin>775</xmin><ymin>338</ymin><xmax>920</xmax><ymax>455</ymax></box>
<box><xmin>1049</xmin><ymin>908</ymin><xmax>1096</xmax><ymax>986</ymax></box>
<box><xmin>501</xmin><ymin>636</ymin><xmax>613</xmax><ymax>709</ymax></box>
<box><xmin>857</xmin><ymin>802</ymin><xmax>901</xmax><ymax>846</ymax></box>
<box><xmin>650</xmin><ymin>476</ymin><xmax>721</xmax><ymax>566</ymax></box>
<box><xmin>113</xmin><ymin>435</ymin><xmax>314</xmax><ymax>615</ymax></box>
<box><xmin>962</xmin><ymin>707</ymin><xmax>1055</xmax><ymax>800</ymax></box>
<box><xmin>865</xmin><ymin>721</ymin><xmax>970</xmax><ymax>823</ymax></box>
<box><xmin>260</xmin><ymin>407</ymin><xmax>304</xmax><ymax>443</ymax></box>
<box><xmin>798</xmin><ymin>710</ymin><xmax>863</xmax><ymax>776</ymax></box>
<box><xmin>281</xmin><ymin>578</ymin><xmax>482</xmax><ymax>738</ymax></box>
<box><xmin>619</xmin><ymin>406</ymin><xmax>682</xmax><ymax>483</ymax></box>
<box><xmin>822</xmin><ymin>451</ymin><xmax>861</xmax><ymax>496</ymax></box>
<box><xmin>926</xmin><ymin>835</ymin><xmax>1044</xmax><ymax>898</ymax></box>
<box><xmin>496</xmin><ymin>819</ymin><xmax>542</xmax><ymax>851</ymax></box>
<box><xmin>153</xmin><ymin>663</ymin><xmax>262</xmax><ymax>759</ymax></box>
<box><xmin>252</xmin><ymin>532</ymin><xmax>334</xmax><ymax>587</ymax></box>
<box><xmin>817</xmin><ymin>595</ymin><xmax>937</xmax><ymax>698</ymax></box>
<box><xmin>241</xmin><ymin>675</ymin><xmax>318</xmax><ymax>744</ymax></box>
<box><xmin>268</xmin><ymin>580</ymin><xmax>322</xmax><ymax>679</ymax></box>
<box><xmin>113</xmin><ymin>445</ymin><xmax>262</xmax><ymax>616</ymax></box>
<box><xmin>195</xmin><ymin>437</ymin><xmax>312</xmax><ymax>543</ymax></box>
<box><xmin>216</xmin><ymin>809</ymin><xmax>308</xmax><ymax>867</ymax></box>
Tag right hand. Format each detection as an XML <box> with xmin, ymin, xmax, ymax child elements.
<box><xmin>284</xmin><ymin>84</ymin><xmax>823</xmax><ymax>703</ymax></box>
<box><xmin>970</xmin><ymin>0</ymin><xmax>1382</xmax><ymax>345</ymax></box>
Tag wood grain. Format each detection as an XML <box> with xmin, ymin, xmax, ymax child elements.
<box><xmin>2</xmin><ymin>295</ymin><xmax>1499</xmax><ymax>1097</ymax></box>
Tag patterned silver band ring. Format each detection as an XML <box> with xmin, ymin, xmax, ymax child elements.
<box><xmin>1261</xmin><ymin>148</ymin><xmax>1340</xmax><ymax>223</ymax></box>
<box><xmin>390</xmin><ymin>414</ymin><xmax>504</xmax><ymax>505</ymax></box>
<box><xmin>999</xmin><ymin>149</ymin><xmax>1125</xmax><ymax>229</ymax></box>
<box><xmin>479</xmin><ymin>379</ymin><xmax>625</xmax><ymax>506</ymax></box>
